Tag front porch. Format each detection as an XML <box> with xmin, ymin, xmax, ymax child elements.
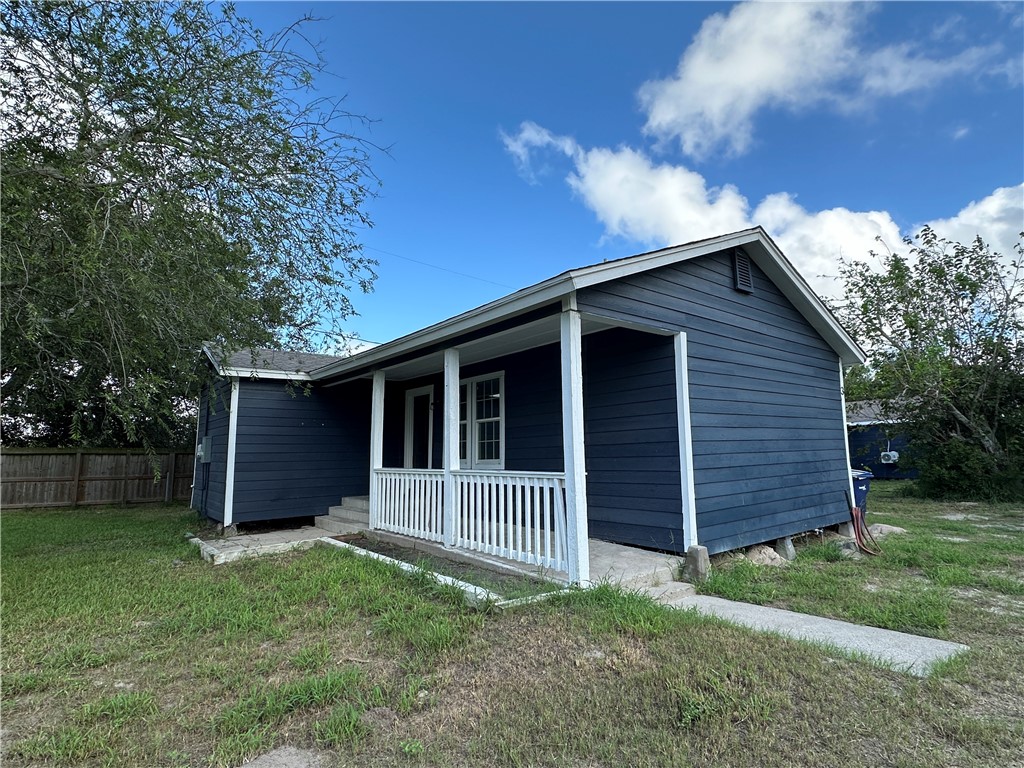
<box><xmin>364</xmin><ymin>307</ymin><xmax>598</xmax><ymax>583</ymax></box>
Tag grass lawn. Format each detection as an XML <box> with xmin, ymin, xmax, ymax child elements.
<box><xmin>2</xmin><ymin>490</ymin><xmax>1022</xmax><ymax>767</ymax></box>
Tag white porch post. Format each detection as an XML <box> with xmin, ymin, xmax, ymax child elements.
<box><xmin>442</xmin><ymin>348</ymin><xmax>460</xmax><ymax>547</ymax></box>
<box><xmin>368</xmin><ymin>370</ymin><xmax>386</xmax><ymax>530</ymax></box>
<box><xmin>674</xmin><ymin>333</ymin><xmax>699</xmax><ymax>548</ymax></box>
<box><xmin>560</xmin><ymin>306</ymin><xmax>590</xmax><ymax>584</ymax></box>
<box><xmin>223</xmin><ymin>377</ymin><xmax>240</xmax><ymax>527</ymax></box>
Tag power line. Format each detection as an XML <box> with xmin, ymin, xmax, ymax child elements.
<box><xmin>363</xmin><ymin>245</ymin><xmax>515</xmax><ymax>289</ymax></box>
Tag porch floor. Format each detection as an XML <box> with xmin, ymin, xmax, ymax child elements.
<box><xmin>366</xmin><ymin>528</ymin><xmax>685</xmax><ymax>589</ymax></box>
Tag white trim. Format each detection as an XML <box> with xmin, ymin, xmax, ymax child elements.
<box><xmin>459</xmin><ymin>371</ymin><xmax>506</xmax><ymax>470</ymax></box>
<box><xmin>560</xmin><ymin>309</ymin><xmax>589</xmax><ymax>585</ymax></box>
<box><xmin>838</xmin><ymin>361</ymin><xmax>856</xmax><ymax>507</ymax></box>
<box><xmin>218</xmin><ymin>367</ymin><xmax>312</xmax><ymax>381</ymax></box>
<box><xmin>223</xmin><ymin>377</ymin><xmax>240</xmax><ymax>527</ymax></box>
<box><xmin>369</xmin><ymin>370</ymin><xmax>386</xmax><ymax>530</ymax></box>
<box><xmin>442</xmin><ymin>349</ymin><xmax>460</xmax><ymax>547</ymax></box>
<box><xmin>403</xmin><ymin>385</ymin><xmax>435</xmax><ymax>469</ymax></box>
<box><xmin>674</xmin><ymin>333</ymin><xmax>699</xmax><ymax>549</ymax></box>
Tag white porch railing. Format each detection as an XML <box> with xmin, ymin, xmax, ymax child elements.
<box><xmin>372</xmin><ymin>469</ymin><xmax>569</xmax><ymax>572</ymax></box>
<box><xmin>373</xmin><ymin>469</ymin><xmax>445</xmax><ymax>542</ymax></box>
<box><xmin>454</xmin><ymin>471</ymin><xmax>567</xmax><ymax>571</ymax></box>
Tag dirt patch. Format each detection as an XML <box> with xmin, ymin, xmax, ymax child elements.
<box><xmin>339</xmin><ymin>535</ymin><xmax>556</xmax><ymax>598</ymax></box>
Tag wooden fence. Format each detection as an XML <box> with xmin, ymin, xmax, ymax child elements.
<box><xmin>1</xmin><ymin>449</ymin><xmax>195</xmax><ymax>509</ymax></box>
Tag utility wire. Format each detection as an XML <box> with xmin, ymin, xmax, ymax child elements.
<box><xmin>363</xmin><ymin>245</ymin><xmax>515</xmax><ymax>289</ymax></box>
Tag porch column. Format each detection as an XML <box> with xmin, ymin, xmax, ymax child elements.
<box><xmin>223</xmin><ymin>377</ymin><xmax>240</xmax><ymax>528</ymax></box>
<box><xmin>674</xmin><ymin>333</ymin><xmax>699</xmax><ymax>548</ymax></box>
<box><xmin>561</xmin><ymin>308</ymin><xmax>590</xmax><ymax>584</ymax></box>
<box><xmin>442</xmin><ymin>348</ymin><xmax>460</xmax><ymax>547</ymax></box>
<box><xmin>368</xmin><ymin>370</ymin><xmax>385</xmax><ymax>530</ymax></box>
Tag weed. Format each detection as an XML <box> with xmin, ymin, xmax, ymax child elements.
<box><xmin>313</xmin><ymin>703</ymin><xmax>368</xmax><ymax>747</ymax></box>
<box><xmin>400</xmin><ymin>738</ymin><xmax>425</xmax><ymax>756</ymax></box>
<box><xmin>290</xmin><ymin>641</ymin><xmax>331</xmax><ymax>672</ymax></box>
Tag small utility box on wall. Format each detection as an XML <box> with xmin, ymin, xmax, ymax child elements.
<box><xmin>198</xmin><ymin>436</ymin><xmax>212</xmax><ymax>464</ymax></box>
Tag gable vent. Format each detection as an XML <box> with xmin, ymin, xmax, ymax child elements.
<box><xmin>733</xmin><ymin>248</ymin><xmax>754</xmax><ymax>293</ymax></box>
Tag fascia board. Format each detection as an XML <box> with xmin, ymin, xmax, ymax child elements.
<box><xmin>219</xmin><ymin>368</ymin><xmax>312</xmax><ymax>382</ymax></box>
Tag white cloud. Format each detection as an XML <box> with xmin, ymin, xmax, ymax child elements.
<box><xmin>499</xmin><ymin>121</ymin><xmax>579</xmax><ymax>183</ymax></box>
<box><xmin>501</xmin><ymin>123</ymin><xmax>1022</xmax><ymax>300</ymax></box>
<box><xmin>925</xmin><ymin>184</ymin><xmax>1024</xmax><ymax>259</ymax></box>
<box><xmin>859</xmin><ymin>43</ymin><xmax>997</xmax><ymax>97</ymax></box>
<box><xmin>566</xmin><ymin>146</ymin><xmax>749</xmax><ymax>243</ymax></box>
<box><xmin>639</xmin><ymin>2</ymin><xmax>1003</xmax><ymax>159</ymax></box>
<box><xmin>752</xmin><ymin>193</ymin><xmax>903</xmax><ymax>297</ymax></box>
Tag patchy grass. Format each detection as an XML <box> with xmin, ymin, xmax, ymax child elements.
<box><xmin>2</xmin><ymin>497</ymin><xmax>1022</xmax><ymax>767</ymax></box>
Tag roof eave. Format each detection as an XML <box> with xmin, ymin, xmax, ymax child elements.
<box><xmin>311</xmin><ymin>274</ymin><xmax>576</xmax><ymax>380</ymax></box>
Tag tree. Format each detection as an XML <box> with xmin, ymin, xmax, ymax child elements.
<box><xmin>835</xmin><ymin>227</ymin><xmax>1024</xmax><ymax>499</ymax></box>
<box><xmin>1</xmin><ymin>1</ymin><xmax>379</xmax><ymax>449</ymax></box>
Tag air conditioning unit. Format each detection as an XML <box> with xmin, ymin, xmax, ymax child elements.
<box><xmin>880</xmin><ymin>451</ymin><xmax>899</xmax><ymax>464</ymax></box>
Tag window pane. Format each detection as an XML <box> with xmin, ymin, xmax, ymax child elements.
<box><xmin>475</xmin><ymin>376</ymin><xmax>500</xmax><ymax>420</ymax></box>
<box><xmin>477</xmin><ymin>420</ymin><xmax>500</xmax><ymax>461</ymax></box>
<box><xmin>459</xmin><ymin>423</ymin><xmax>467</xmax><ymax>462</ymax></box>
<box><xmin>459</xmin><ymin>384</ymin><xmax>467</xmax><ymax>421</ymax></box>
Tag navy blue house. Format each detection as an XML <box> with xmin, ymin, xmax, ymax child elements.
<box><xmin>192</xmin><ymin>228</ymin><xmax>866</xmax><ymax>583</ymax></box>
<box><xmin>846</xmin><ymin>401</ymin><xmax>917</xmax><ymax>480</ymax></box>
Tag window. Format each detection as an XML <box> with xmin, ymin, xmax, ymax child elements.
<box><xmin>459</xmin><ymin>373</ymin><xmax>504</xmax><ymax>469</ymax></box>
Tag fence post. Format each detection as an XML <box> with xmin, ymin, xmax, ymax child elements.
<box><xmin>121</xmin><ymin>451</ymin><xmax>129</xmax><ymax>504</ymax></box>
<box><xmin>165</xmin><ymin>452</ymin><xmax>177</xmax><ymax>502</ymax></box>
<box><xmin>71</xmin><ymin>450</ymin><xmax>83</xmax><ymax>507</ymax></box>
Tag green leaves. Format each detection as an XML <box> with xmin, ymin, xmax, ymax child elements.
<box><xmin>1</xmin><ymin>2</ymin><xmax>379</xmax><ymax>447</ymax></box>
<box><xmin>836</xmin><ymin>227</ymin><xmax>1024</xmax><ymax>500</ymax></box>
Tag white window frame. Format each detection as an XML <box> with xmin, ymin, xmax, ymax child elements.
<box><xmin>460</xmin><ymin>371</ymin><xmax>505</xmax><ymax>470</ymax></box>
<box><xmin>403</xmin><ymin>385</ymin><xmax>434</xmax><ymax>469</ymax></box>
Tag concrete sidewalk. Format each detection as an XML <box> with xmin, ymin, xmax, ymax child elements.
<box><xmin>655</xmin><ymin>592</ymin><xmax>969</xmax><ymax>676</ymax></box>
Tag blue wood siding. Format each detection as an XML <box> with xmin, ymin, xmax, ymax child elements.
<box><xmin>577</xmin><ymin>248</ymin><xmax>851</xmax><ymax>554</ymax></box>
<box><xmin>582</xmin><ymin>328</ymin><xmax>683</xmax><ymax>551</ymax></box>
<box><xmin>194</xmin><ymin>379</ymin><xmax>231</xmax><ymax>522</ymax></box>
<box><xmin>231</xmin><ymin>379</ymin><xmax>370</xmax><ymax>523</ymax></box>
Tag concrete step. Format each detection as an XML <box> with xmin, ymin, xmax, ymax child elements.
<box><xmin>315</xmin><ymin>516</ymin><xmax>365</xmax><ymax>536</ymax></box>
<box><xmin>325</xmin><ymin>506</ymin><xmax>369</xmax><ymax>525</ymax></box>
<box><xmin>615</xmin><ymin>562</ymin><xmax>679</xmax><ymax>591</ymax></box>
<box><xmin>340</xmin><ymin>496</ymin><xmax>370</xmax><ymax>512</ymax></box>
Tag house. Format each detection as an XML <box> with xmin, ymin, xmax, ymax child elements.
<box><xmin>192</xmin><ymin>227</ymin><xmax>866</xmax><ymax>584</ymax></box>
<box><xmin>846</xmin><ymin>400</ymin><xmax>917</xmax><ymax>480</ymax></box>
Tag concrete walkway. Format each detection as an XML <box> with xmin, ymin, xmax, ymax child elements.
<box><xmin>654</xmin><ymin>593</ymin><xmax>969</xmax><ymax>676</ymax></box>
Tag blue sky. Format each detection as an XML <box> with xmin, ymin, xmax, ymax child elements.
<box><xmin>242</xmin><ymin>2</ymin><xmax>1024</xmax><ymax>350</ymax></box>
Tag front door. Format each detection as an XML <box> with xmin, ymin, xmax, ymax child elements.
<box><xmin>404</xmin><ymin>386</ymin><xmax>434</xmax><ymax>469</ymax></box>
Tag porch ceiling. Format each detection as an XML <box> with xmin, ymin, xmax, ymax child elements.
<box><xmin>375</xmin><ymin>314</ymin><xmax>648</xmax><ymax>381</ymax></box>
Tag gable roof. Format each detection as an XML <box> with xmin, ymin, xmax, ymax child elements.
<box><xmin>204</xmin><ymin>228</ymin><xmax>866</xmax><ymax>381</ymax></box>
<box><xmin>312</xmin><ymin>227</ymin><xmax>865</xmax><ymax>380</ymax></box>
